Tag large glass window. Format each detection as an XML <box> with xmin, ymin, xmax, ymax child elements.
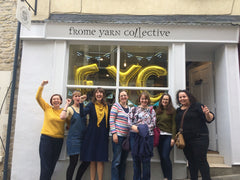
<box><xmin>67</xmin><ymin>44</ymin><xmax>168</xmax><ymax>106</ymax></box>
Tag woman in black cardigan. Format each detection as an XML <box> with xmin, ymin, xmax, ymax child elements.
<box><xmin>175</xmin><ymin>90</ymin><xmax>214</xmax><ymax>180</ymax></box>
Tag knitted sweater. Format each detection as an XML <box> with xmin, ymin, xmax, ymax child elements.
<box><xmin>110</xmin><ymin>103</ymin><xmax>129</xmax><ymax>137</ymax></box>
<box><xmin>36</xmin><ymin>86</ymin><xmax>65</xmax><ymax>138</ymax></box>
<box><xmin>156</xmin><ymin>109</ymin><xmax>176</xmax><ymax>139</ymax></box>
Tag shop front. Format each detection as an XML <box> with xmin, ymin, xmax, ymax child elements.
<box><xmin>11</xmin><ymin>18</ymin><xmax>240</xmax><ymax>179</ymax></box>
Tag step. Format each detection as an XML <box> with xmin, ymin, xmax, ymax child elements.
<box><xmin>210</xmin><ymin>165</ymin><xmax>240</xmax><ymax>177</ymax></box>
<box><xmin>207</xmin><ymin>153</ymin><xmax>225</xmax><ymax>165</ymax></box>
<box><xmin>211</xmin><ymin>174</ymin><xmax>240</xmax><ymax>180</ymax></box>
<box><xmin>184</xmin><ymin>174</ymin><xmax>240</xmax><ymax>180</ymax></box>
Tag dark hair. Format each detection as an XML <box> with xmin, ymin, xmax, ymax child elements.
<box><xmin>138</xmin><ymin>91</ymin><xmax>151</xmax><ymax>105</ymax></box>
<box><xmin>156</xmin><ymin>93</ymin><xmax>175</xmax><ymax>115</ymax></box>
<box><xmin>176</xmin><ymin>89</ymin><xmax>196</xmax><ymax>106</ymax></box>
<box><xmin>92</xmin><ymin>87</ymin><xmax>107</xmax><ymax>105</ymax></box>
<box><xmin>50</xmin><ymin>94</ymin><xmax>62</xmax><ymax>105</ymax></box>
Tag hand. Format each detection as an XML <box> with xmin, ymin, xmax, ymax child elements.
<box><xmin>66</xmin><ymin>98</ymin><xmax>72</xmax><ymax>106</ymax></box>
<box><xmin>170</xmin><ymin>138</ymin><xmax>175</xmax><ymax>147</ymax></box>
<box><xmin>131</xmin><ymin>125</ymin><xmax>139</xmax><ymax>133</ymax></box>
<box><xmin>41</xmin><ymin>80</ymin><xmax>48</xmax><ymax>87</ymax></box>
<box><xmin>80</xmin><ymin>95</ymin><xmax>87</xmax><ymax>103</ymax></box>
<box><xmin>113</xmin><ymin>133</ymin><xmax>118</xmax><ymax>144</ymax></box>
<box><xmin>201</xmin><ymin>105</ymin><xmax>210</xmax><ymax>115</ymax></box>
<box><xmin>201</xmin><ymin>105</ymin><xmax>214</xmax><ymax>122</ymax></box>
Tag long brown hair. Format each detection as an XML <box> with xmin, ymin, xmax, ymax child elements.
<box><xmin>156</xmin><ymin>94</ymin><xmax>175</xmax><ymax>115</ymax></box>
<box><xmin>92</xmin><ymin>87</ymin><xmax>107</xmax><ymax>106</ymax></box>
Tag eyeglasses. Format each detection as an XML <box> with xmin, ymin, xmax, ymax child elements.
<box><xmin>120</xmin><ymin>95</ymin><xmax>127</xmax><ymax>97</ymax></box>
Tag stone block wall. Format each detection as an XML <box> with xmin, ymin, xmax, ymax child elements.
<box><xmin>0</xmin><ymin>0</ymin><xmax>19</xmax><ymax>179</ymax></box>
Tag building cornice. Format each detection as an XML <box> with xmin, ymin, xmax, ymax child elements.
<box><xmin>40</xmin><ymin>14</ymin><xmax>240</xmax><ymax>25</ymax></box>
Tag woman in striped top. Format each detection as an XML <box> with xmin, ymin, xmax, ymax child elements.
<box><xmin>110</xmin><ymin>90</ymin><xmax>130</xmax><ymax>180</ymax></box>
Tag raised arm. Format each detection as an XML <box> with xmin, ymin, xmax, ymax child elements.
<box><xmin>60</xmin><ymin>98</ymin><xmax>72</xmax><ymax>119</ymax></box>
<box><xmin>79</xmin><ymin>95</ymin><xmax>89</xmax><ymax>117</ymax></box>
<box><xmin>201</xmin><ymin>105</ymin><xmax>214</xmax><ymax>122</ymax></box>
<box><xmin>35</xmin><ymin>80</ymin><xmax>49</xmax><ymax>110</ymax></box>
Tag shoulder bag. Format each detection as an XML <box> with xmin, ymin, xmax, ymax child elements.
<box><xmin>175</xmin><ymin>107</ymin><xmax>189</xmax><ymax>149</ymax></box>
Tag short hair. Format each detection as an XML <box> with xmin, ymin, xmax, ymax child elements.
<box><xmin>176</xmin><ymin>89</ymin><xmax>196</xmax><ymax>106</ymax></box>
<box><xmin>50</xmin><ymin>94</ymin><xmax>62</xmax><ymax>105</ymax></box>
<box><xmin>119</xmin><ymin>90</ymin><xmax>128</xmax><ymax>100</ymax></box>
<box><xmin>72</xmin><ymin>90</ymin><xmax>81</xmax><ymax>97</ymax></box>
<box><xmin>138</xmin><ymin>91</ymin><xmax>151</xmax><ymax>105</ymax></box>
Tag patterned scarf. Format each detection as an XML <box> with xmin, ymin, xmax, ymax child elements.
<box><xmin>95</xmin><ymin>102</ymin><xmax>108</xmax><ymax>128</ymax></box>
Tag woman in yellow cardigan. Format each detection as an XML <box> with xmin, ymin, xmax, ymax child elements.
<box><xmin>36</xmin><ymin>80</ymin><xmax>65</xmax><ymax>180</ymax></box>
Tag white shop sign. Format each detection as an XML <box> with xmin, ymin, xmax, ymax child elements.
<box><xmin>42</xmin><ymin>23</ymin><xmax>239</xmax><ymax>43</ymax></box>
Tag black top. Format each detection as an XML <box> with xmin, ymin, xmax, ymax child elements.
<box><xmin>175</xmin><ymin>102</ymin><xmax>214</xmax><ymax>135</ymax></box>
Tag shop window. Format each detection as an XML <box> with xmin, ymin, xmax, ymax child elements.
<box><xmin>67</xmin><ymin>45</ymin><xmax>168</xmax><ymax>106</ymax></box>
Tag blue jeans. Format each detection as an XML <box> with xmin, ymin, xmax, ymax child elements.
<box><xmin>39</xmin><ymin>134</ymin><xmax>63</xmax><ymax>180</ymax></box>
<box><xmin>111</xmin><ymin>136</ymin><xmax>129</xmax><ymax>180</ymax></box>
<box><xmin>130</xmin><ymin>133</ymin><xmax>154</xmax><ymax>180</ymax></box>
<box><xmin>157</xmin><ymin>135</ymin><xmax>173</xmax><ymax>180</ymax></box>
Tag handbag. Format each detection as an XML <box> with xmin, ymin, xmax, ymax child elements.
<box><xmin>122</xmin><ymin>135</ymin><xmax>130</xmax><ymax>151</ymax></box>
<box><xmin>175</xmin><ymin>131</ymin><xmax>185</xmax><ymax>149</ymax></box>
<box><xmin>153</xmin><ymin>127</ymin><xmax>160</xmax><ymax>147</ymax></box>
<box><xmin>175</xmin><ymin>107</ymin><xmax>189</xmax><ymax>149</ymax></box>
<box><xmin>122</xmin><ymin>107</ymin><xmax>137</xmax><ymax>151</ymax></box>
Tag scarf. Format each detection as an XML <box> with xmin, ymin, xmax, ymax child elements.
<box><xmin>95</xmin><ymin>102</ymin><xmax>108</xmax><ymax>128</ymax></box>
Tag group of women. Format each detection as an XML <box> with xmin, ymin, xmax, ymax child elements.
<box><xmin>36</xmin><ymin>80</ymin><xmax>215</xmax><ymax>180</ymax></box>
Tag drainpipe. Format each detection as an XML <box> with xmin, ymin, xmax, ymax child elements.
<box><xmin>3</xmin><ymin>21</ymin><xmax>21</xmax><ymax>180</ymax></box>
<box><xmin>238</xmin><ymin>31</ymin><xmax>240</xmax><ymax>76</ymax></box>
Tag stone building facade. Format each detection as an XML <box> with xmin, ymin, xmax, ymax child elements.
<box><xmin>0</xmin><ymin>0</ymin><xmax>18</xmax><ymax>178</ymax></box>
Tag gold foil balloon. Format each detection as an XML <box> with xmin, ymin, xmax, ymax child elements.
<box><xmin>136</xmin><ymin>65</ymin><xmax>167</xmax><ymax>103</ymax></box>
<box><xmin>74</xmin><ymin>63</ymin><xmax>99</xmax><ymax>85</ymax></box>
<box><xmin>106</xmin><ymin>64</ymin><xmax>142</xmax><ymax>86</ymax></box>
<box><xmin>74</xmin><ymin>64</ymin><xmax>99</xmax><ymax>94</ymax></box>
<box><xmin>74</xmin><ymin>63</ymin><xmax>167</xmax><ymax>104</ymax></box>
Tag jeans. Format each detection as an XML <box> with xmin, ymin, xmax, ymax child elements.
<box><xmin>39</xmin><ymin>134</ymin><xmax>63</xmax><ymax>180</ymax></box>
<box><xmin>157</xmin><ymin>135</ymin><xmax>173</xmax><ymax>180</ymax></box>
<box><xmin>130</xmin><ymin>133</ymin><xmax>154</xmax><ymax>180</ymax></box>
<box><xmin>111</xmin><ymin>136</ymin><xmax>129</xmax><ymax>180</ymax></box>
<box><xmin>183</xmin><ymin>133</ymin><xmax>211</xmax><ymax>180</ymax></box>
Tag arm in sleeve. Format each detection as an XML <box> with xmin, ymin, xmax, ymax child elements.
<box><xmin>171</xmin><ymin>111</ymin><xmax>177</xmax><ymax>139</ymax></box>
<box><xmin>149</xmin><ymin>108</ymin><xmax>156</xmax><ymax>131</ymax></box>
<box><xmin>35</xmin><ymin>86</ymin><xmax>48</xmax><ymax>111</ymax></box>
<box><xmin>109</xmin><ymin>103</ymin><xmax>118</xmax><ymax>135</ymax></box>
<box><xmin>199</xmin><ymin>103</ymin><xmax>215</xmax><ymax>123</ymax></box>
<box><xmin>128</xmin><ymin>107</ymin><xmax>135</xmax><ymax>127</ymax></box>
<box><xmin>80</xmin><ymin>102</ymin><xmax>91</xmax><ymax>118</ymax></box>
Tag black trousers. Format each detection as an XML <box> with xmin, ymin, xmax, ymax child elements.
<box><xmin>183</xmin><ymin>133</ymin><xmax>211</xmax><ymax>180</ymax></box>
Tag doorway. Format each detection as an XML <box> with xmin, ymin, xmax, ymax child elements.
<box><xmin>188</xmin><ymin>62</ymin><xmax>217</xmax><ymax>151</ymax></box>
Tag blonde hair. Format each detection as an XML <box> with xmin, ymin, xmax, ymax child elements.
<box><xmin>72</xmin><ymin>90</ymin><xmax>81</xmax><ymax>97</ymax></box>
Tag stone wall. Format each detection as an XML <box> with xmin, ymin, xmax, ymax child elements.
<box><xmin>0</xmin><ymin>0</ymin><xmax>19</xmax><ymax>179</ymax></box>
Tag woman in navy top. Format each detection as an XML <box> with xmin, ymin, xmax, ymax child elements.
<box><xmin>80</xmin><ymin>88</ymin><xmax>110</xmax><ymax>180</ymax></box>
<box><xmin>175</xmin><ymin>90</ymin><xmax>214</xmax><ymax>180</ymax></box>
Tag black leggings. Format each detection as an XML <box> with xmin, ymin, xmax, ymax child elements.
<box><xmin>66</xmin><ymin>154</ymin><xmax>90</xmax><ymax>180</ymax></box>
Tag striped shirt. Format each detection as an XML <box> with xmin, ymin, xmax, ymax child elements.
<box><xmin>110</xmin><ymin>103</ymin><xmax>130</xmax><ymax>137</ymax></box>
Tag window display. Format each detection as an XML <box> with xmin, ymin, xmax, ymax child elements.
<box><xmin>68</xmin><ymin>45</ymin><xmax>168</xmax><ymax>105</ymax></box>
